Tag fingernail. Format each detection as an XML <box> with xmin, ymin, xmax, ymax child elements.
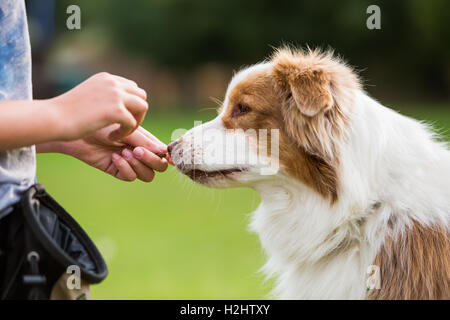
<box><xmin>133</xmin><ymin>147</ymin><xmax>144</xmax><ymax>159</ymax></box>
<box><xmin>158</xmin><ymin>146</ymin><xmax>168</xmax><ymax>153</ymax></box>
<box><xmin>112</xmin><ymin>153</ymin><xmax>120</xmax><ymax>161</ymax></box>
<box><xmin>122</xmin><ymin>149</ymin><xmax>133</xmax><ymax>160</ymax></box>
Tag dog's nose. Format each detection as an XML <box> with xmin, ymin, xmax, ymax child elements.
<box><xmin>167</xmin><ymin>140</ymin><xmax>179</xmax><ymax>156</ymax></box>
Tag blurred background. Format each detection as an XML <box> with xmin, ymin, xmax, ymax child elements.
<box><xmin>27</xmin><ymin>0</ymin><xmax>449</xmax><ymax>299</ymax></box>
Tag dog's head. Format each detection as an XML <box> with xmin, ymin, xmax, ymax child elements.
<box><xmin>169</xmin><ymin>48</ymin><xmax>360</xmax><ymax>203</ymax></box>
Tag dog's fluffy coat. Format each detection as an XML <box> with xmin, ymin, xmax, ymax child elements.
<box><xmin>171</xmin><ymin>48</ymin><xmax>450</xmax><ymax>299</ymax></box>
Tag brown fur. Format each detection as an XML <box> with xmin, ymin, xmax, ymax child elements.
<box><xmin>221</xmin><ymin>48</ymin><xmax>361</xmax><ymax>202</ymax></box>
<box><xmin>369</xmin><ymin>220</ymin><xmax>450</xmax><ymax>300</ymax></box>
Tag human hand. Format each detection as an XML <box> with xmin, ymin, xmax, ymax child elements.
<box><xmin>49</xmin><ymin>72</ymin><xmax>148</xmax><ymax>142</ymax></box>
<box><xmin>54</xmin><ymin>125</ymin><xmax>169</xmax><ymax>182</ymax></box>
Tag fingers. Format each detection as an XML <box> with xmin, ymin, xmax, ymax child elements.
<box><xmin>104</xmin><ymin>161</ymin><xmax>119</xmax><ymax>176</ymax></box>
<box><xmin>122</xmin><ymin>93</ymin><xmax>148</xmax><ymax>128</ymax></box>
<box><xmin>112</xmin><ymin>153</ymin><xmax>137</xmax><ymax>181</ymax></box>
<box><xmin>118</xmin><ymin>78</ymin><xmax>147</xmax><ymax>101</ymax></box>
<box><xmin>137</xmin><ymin>127</ymin><xmax>167</xmax><ymax>149</ymax></box>
<box><xmin>121</xmin><ymin>149</ymin><xmax>156</xmax><ymax>182</ymax></box>
<box><xmin>111</xmin><ymin>147</ymin><xmax>167</xmax><ymax>183</ymax></box>
<box><xmin>122</xmin><ymin>129</ymin><xmax>166</xmax><ymax>154</ymax></box>
<box><xmin>108</xmin><ymin>95</ymin><xmax>148</xmax><ymax>141</ymax></box>
<box><xmin>106</xmin><ymin>75</ymin><xmax>148</xmax><ymax>141</ymax></box>
<box><xmin>133</xmin><ymin>146</ymin><xmax>168</xmax><ymax>172</ymax></box>
<box><xmin>108</xmin><ymin>109</ymin><xmax>137</xmax><ymax>141</ymax></box>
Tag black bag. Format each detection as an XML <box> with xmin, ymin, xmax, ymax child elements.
<box><xmin>0</xmin><ymin>184</ymin><xmax>108</xmax><ymax>300</ymax></box>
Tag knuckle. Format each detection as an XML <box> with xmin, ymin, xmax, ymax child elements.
<box><xmin>108</xmin><ymin>79</ymin><xmax>120</xmax><ymax>89</ymax></box>
<box><xmin>141</xmin><ymin>100</ymin><xmax>149</xmax><ymax>112</ymax></box>
<box><xmin>98</xmin><ymin>72</ymin><xmax>111</xmax><ymax>79</ymax></box>
<box><xmin>108</xmin><ymin>105</ymin><xmax>123</xmax><ymax>123</ymax></box>
<box><xmin>110</xmin><ymin>90</ymin><xmax>123</xmax><ymax>106</ymax></box>
<box><xmin>140</xmin><ymin>88</ymin><xmax>148</xmax><ymax>100</ymax></box>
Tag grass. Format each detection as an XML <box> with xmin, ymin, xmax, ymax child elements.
<box><xmin>36</xmin><ymin>104</ymin><xmax>450</xmax><ymax>299</ymax></box>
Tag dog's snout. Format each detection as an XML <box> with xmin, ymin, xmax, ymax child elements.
<box><xmin>167</xmin><ymin>140</ymin><xmax>180</xmax><ymax>156</ymax></box>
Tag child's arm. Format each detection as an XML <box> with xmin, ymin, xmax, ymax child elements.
<box><xmin>0</xmin><ymin>99</ymin><xmax>61</xmax><ymax>150</ymax></box>
<box><xmin>1</xmin><ymin>72</ymin><xmax>169</xmax><ymax>182</ymax></box>
<box><xmin>0</xmin><ymin>72</ymin><xmax>148</xmax><ymax>150</ymax></box>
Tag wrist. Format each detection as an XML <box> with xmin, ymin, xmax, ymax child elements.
<box><xmin>58</xmin><ymin>139</ymin><xmax>85</xmax><ymax>158</ymax></box>
<box><xmin>43</xmin><ymin>96</ymin><xmax>73</xmax><ymax>142</ymax></box>
<box><xmin>36</xmin><ymin>141</ymin><xmax>69</xmax><ymax>154</ymax></box>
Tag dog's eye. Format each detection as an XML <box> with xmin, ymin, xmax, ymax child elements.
<box><xmin>233</xmin><ymin>104</ymin><xmax>251</xmax><ymax>117</ymax></box>
<box><xmin>239</xmin><ymin>104</ymin><xmax>251</xmax><ymax>114</ymax></box>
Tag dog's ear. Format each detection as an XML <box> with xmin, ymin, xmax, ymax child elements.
<box><xmin>272</xmin><ymin>50</ymin><xmax>333</xmax><ymax>117</ymax></box>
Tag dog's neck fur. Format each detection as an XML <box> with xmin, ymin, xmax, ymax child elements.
<box><xmin>251</xmin><ymin>180</ymin><xmax>375</xmax><ymax>299</ymax></box>
<box><xmin>250</xmin><ymin>92</ymin><xmax>450</xmax><ymax>299</ymax></box>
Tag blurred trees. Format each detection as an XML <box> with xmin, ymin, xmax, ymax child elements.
<box><xmin>54</xmin><ymin>0</ymin><xmax>449</xmax><ymax>100</ymax></box>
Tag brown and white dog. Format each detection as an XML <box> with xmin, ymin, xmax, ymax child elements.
<box><xmin>168</xmin><ymin>48</ymin><xmax>450</xmax><ymax>299</ymax></box>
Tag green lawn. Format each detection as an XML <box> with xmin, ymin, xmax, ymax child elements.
<box><xmin>36</xmin><ymin>104</ymin><xmax>449</xmax><ymax>299</ymax></box>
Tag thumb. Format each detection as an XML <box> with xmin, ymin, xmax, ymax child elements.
<box><xmin>121</xmin><ymin>129</ymin><xmax>167</xmax><ymax>154</ymax></box>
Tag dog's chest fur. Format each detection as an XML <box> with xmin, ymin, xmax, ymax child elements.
<box><xmin>250</xmin><ymin>183</ymin><xmax>380</xmax><ymax>299</ymax></box>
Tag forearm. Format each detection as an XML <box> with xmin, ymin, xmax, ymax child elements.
<box><xmin>36</xmin><ymin>139</ymin><xmax>88</xmax><ymax>161</ymax></box>
<box><xmin>0</xmin><ymin>99</ymin><xmax>63</xmax><ymax>150</ymax></box>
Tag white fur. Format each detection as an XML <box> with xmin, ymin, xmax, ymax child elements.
<box><xmin>172</xmin><ymin>62</ymin><xmax>450</xmax><ymax>299</ymax></box>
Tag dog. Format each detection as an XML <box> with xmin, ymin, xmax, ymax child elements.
<box><xmin>168</xmin><ymin>48</ymin><xmax>450</xmax><ymax>299</ymax></box>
